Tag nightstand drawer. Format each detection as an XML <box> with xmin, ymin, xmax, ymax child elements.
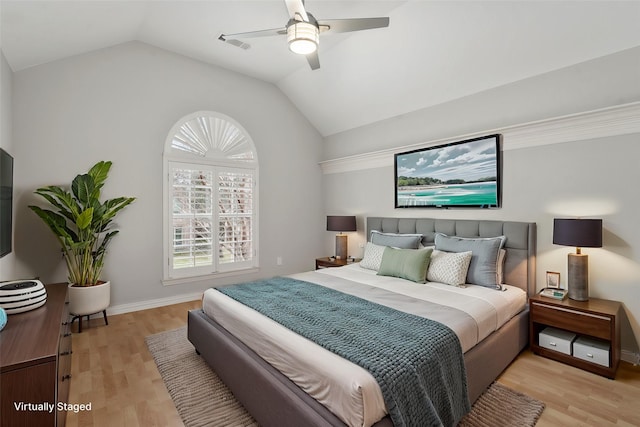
<box><xmin>531</xmin><ymin>301</ymin><xmax>612</xmax><ymax>340</ymax></box>
<box><xmin>539</xmin><ymin>327</ymin><xmax>575</xmax><ymax>355</ymax></box>
<box><xmin>573</xmin><ymin>336</ymin><xmax>610</xmax><ymax>367</ymax></box>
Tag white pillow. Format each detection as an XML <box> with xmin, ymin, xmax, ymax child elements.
<box><xmin>359</xmin><ymin>242</ymin><xmax>386</xmax><ymax>271</ymax></box>
<box><xmin>426</xmin><ymin>250</ymin><xmax>473</xmax><ymax>286</ymax></box>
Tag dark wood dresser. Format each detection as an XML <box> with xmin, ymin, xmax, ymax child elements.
<box><xmin>0</xmin><ymin>283</ymin><xmax>72</xmax><ymax>427</ymax></box>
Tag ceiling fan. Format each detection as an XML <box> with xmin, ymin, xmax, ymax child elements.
<box><xmin>218</xmin><ymin>0</ymin><xmax>390</xmax><ymax>70</ymax></box>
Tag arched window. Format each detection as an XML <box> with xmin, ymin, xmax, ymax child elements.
<box><xmin>163</xmin><ymin>112</ymin><xmax>258</xmax><ymax>283</ymax></box>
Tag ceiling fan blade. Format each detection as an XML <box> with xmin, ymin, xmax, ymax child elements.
<box><xmin>218</xmin><ymin>27</ymin><xmax>287</xmax><ymax>50</ymax></box>
<box><xmin>218</xmin><ymin>36</ymin><xmax>251</xmax><ymax>50</ymax></box>
<box><xmin>285</xmin><ymin>0</ymin><xmax>309</xmax><ymax>21</ymax></box>
<box><xmin>317</xmin><ymin>17</ymin><xmax>389</xmax><ymax>34</ymax></box>
<box><xmin>306</xmin><ymin>51</ymin><xmax>320</xmax><ymax>70</ymax></box>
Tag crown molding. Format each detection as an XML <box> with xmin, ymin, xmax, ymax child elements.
<box><xmin>320</xmin><ymin>102</ymin><xmax>640</xmax><ymax>174</ymax></box>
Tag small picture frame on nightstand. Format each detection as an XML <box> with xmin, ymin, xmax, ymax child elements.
<box><xmin>546</xmin><ymin>271</ymin><xmax>560</xmax><ymax>289</ymax></box>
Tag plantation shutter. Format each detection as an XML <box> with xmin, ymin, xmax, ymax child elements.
<box><xmin>171</xmin><ymin>165</ymin><xmax>214</xmax><ymax>273</ymax></box>
<box><xmin>169</xmin><ymin>163</ymin><xmax>255</xmax><ymax>277</ymax></box>
<box><xmin>217</xmin><ymin>169</ymin><xmax>254</xmax><ymax>268</ymax></box>
<box><xmin>163</xmin><ymin>111</ymin><xmax>258</xmax><ymax>283</ymax></box>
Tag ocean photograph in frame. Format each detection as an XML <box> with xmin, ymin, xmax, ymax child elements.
<box><xmin>394</xmin><ymin>134</ymin><xmax>501</xmax><ymax>208</ymax></box>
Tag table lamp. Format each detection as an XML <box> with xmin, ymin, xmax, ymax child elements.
<box><xmin>553</xmin><ymin>218</ymin><xmax>602</xmax><ymax>301</ymax></box>
<box><xmin>327</xmin><ymin>216</ymin><xmax>356</xmax><ymax>260</ymax></box>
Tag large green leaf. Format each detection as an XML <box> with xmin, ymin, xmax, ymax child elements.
<box><xmin>28</xmin><ymin>206</ymin><xmax>79</xmax><ymax>243</ymax></box>
<box><xmin>75</xmin><ymin>207</ymin><xmax>94</xmax><ymax>230</ymax></box>
<box><xmin>29</xmin><ymin>205</ymin><xmax>66</xmax><ymax>229</ymax></box>
<box><xmin>88</xmin><ymin>161</ymin><xmax>112</xmax><ymax>194</ymax></box>
<box><xmin>34</xmin><ymin>186</ymin><xmax>80</xmax><ymax>220</ymax></box>
<box><xmin>96</xmin><ymin>197</ymin><xmax>136</xmax><ymax>229</ymax></box>
<box><xmin>72</xmin><ymin>174</ymin><xmax>96</xmax><ymax>207</ymax></box>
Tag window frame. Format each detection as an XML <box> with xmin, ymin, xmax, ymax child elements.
<box><xmin>162</xmin><ymin>111</ymin><xmax>259</xmax><ymax>285</ymax></box>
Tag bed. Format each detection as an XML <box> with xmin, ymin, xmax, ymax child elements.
<box><xmin>188</xmin><ymin>217</ymin><xmax>536</xmax><ymax>427</ymax></box>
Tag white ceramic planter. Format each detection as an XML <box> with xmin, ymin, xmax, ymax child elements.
<box><xmin>68</xmin><ymin>281</ymin><xmax>111</xmax><ymax>316</ymax></box>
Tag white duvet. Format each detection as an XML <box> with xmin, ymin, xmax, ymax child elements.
<box><xmin>202</xmin><ymin>263</ymin><xmax>526</xmax><ymax>427</ymax></box>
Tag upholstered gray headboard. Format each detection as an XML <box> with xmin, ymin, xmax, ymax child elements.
<box><xmin>366</xmin><ymin>217</ymin><xmax>537</xmax><ymax>296</ymax></box>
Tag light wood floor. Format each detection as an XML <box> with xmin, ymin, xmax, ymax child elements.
<box><xmin>66</xmin><ymin>301</ymin><xmax>640</xmax><ymax>427</ymax></box>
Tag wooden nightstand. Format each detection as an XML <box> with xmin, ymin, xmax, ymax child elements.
<box><xmin>315</xmin><ymin>257</ymin><xmax>361</xmax><ymax>270</ymax></box>
<box><xmin>529</xmin><ymin>293</ymin><xmax>621</xmax><ymax>378</ymax></box>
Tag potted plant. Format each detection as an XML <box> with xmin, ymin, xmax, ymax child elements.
<box><xmin>28</xmin><ymin>161</ymin><xmax>135</xmax><ymax>330</ymax></box>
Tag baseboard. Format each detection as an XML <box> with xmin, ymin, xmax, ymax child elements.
<box><xmin>106</xmin><ymin>291</ymin><xmax>202</xmax><ymax>316</ymax></box>
<box><xmin>621</xmin><ymin>349</ymin><xmax>640</xmax><ymax>366</ymax></box>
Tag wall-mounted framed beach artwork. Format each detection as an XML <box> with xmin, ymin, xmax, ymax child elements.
<box><xmin>394</xmin><ymin>134</ymin><xmax>502</xmax><ymax>208</ymax></box>
<box><xmin>546</xmin><ymin>271</ymin><xmax>561</xmax><ymax>289</ymax></box>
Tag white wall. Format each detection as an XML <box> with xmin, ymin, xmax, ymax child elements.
<box><xmin>0</xmin><ymin>50</ymin><xmax>16</xmax><ymax>280</ymax></box>
<box><xmin>11</xmin><ymin>42</ymin><xmax>325</xmax><ymax>308</ymax></box>
<box><xmin>322</xmin><ymin>49</ymin><xmax>640</xmax><ymax>357</ymax></box>
<box><xmin>324</xmin><ymin>46</ymin><xmax>640</xmax><ymax>160</ymax></box>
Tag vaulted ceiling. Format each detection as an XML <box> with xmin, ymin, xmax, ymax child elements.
<box><xmin>2</xmin><ymin>1</ymin><xmax>639</xmax><ymax>136</ymax></box>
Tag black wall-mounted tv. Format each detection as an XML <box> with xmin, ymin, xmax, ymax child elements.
<box><xmin>0</xmin><ymin>148</ymin><xmax>14</xmax><ymax>258</ymax></box>
<box><xmin>394</xmin><ymin>134</ymin><xmax>501</xmax><ymax>209</ymax></box>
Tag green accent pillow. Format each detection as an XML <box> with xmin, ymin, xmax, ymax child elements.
<box><xmin>377</xmin><ymin>247</ymin><xmax>433</xmax><ymax>283</ymax></box>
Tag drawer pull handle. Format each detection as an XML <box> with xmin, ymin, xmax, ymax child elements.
<box><xmin>587</xmin><ymin>353</ymin><xmax>594</xmax><ymax>358</ymax></box>
<box><xmin>60</xmin><ymin>351</ymin><xmax>72</xmax><ymax>356</ymax></box>
<box><xmin>549</xmin><ymin>342</ymin><xmax>557</xmax><ymax>346</ymax></box>
<box><xmin>64</xmin><ymin>332</ymin><xmax>72</xmax><ymax>337</ymax></box>
<box><xmin>61</xmin><ymin>374</ymin><xmax>72</xmax><ymax>382</ymax></box>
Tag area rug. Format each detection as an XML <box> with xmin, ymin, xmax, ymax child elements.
<box><xmin>146</xmin><ymin>327</ymin><xmax>544</xmax><ymax>427</ymax></box>
<box><xmin>457</xmin><ymin>381</ymin><xmax>545</xmax><ymax>427</ymax></box>
<box><xmin>145</xmin><ymin>327</ymin><xmax>257</xmax><ymax>427</ymax></box>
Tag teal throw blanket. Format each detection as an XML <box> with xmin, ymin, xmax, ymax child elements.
<box><xmin>218</xmin><ymin>277</ymin><xmax>470</xmax><ymax>427</ymax></box>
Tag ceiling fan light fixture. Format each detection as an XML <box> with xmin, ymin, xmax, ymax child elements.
<box><xmin>287</xmin><ymin>21</ymin><xmax>319</xmax><ymax>55</ymax></box>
